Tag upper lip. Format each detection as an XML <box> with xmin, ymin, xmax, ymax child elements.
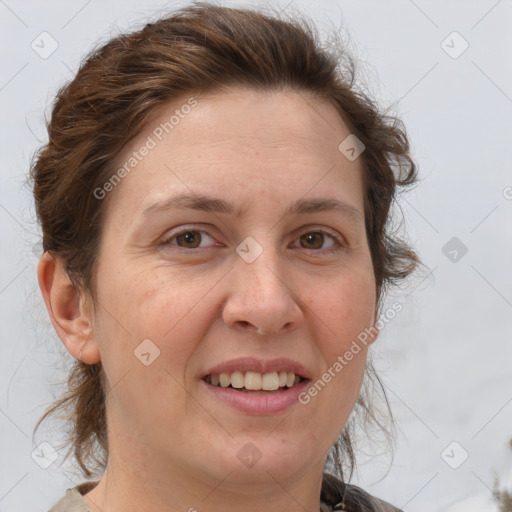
<box><xmin>203</xmin><ymin>357</ymin><xmax>311</xmax><ymax>380</ymax></box>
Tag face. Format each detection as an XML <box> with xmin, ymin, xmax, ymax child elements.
<box><xmin>87</xmin><ymin>87</ymin><xmax>377</xmax><ymax>491</ymax></box>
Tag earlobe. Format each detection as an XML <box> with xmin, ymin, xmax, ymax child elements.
<box><xmin>367</xmin><ymin>308</ymin><xmax>380</xmax><ymax>345</ymax></box>
<box><xmin>37</xmin><ymin>252</ymin><xmax>101</xmax><ymax>364</ymax></box>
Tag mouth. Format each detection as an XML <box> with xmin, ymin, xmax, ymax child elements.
<box><xmin>203</xmin><ymin>371</ymin><xmax>306</xmax><ymax>394</ymax></box>
<box><xmin>201</xmin><ymin>369</ymin><xmax>310</xmax><ymax>414</ymax></box>
<box><xmin>200</xmin><ymin>357</ymin><xmax>312</xmax><ymax>414</ymax></box>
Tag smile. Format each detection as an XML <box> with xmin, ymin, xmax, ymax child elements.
<box><xmin>201</xmin><ymin>372</ymin><xmax>309</xmax><ymax>414</ymax></box>
<box><xmin>204</xmin><ymin>371</ymin><xmax>303</xmax><ymax>391</ymax></box>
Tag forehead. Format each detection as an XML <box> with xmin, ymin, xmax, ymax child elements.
<box><xmin>102</xmin><ymin>86</ymin><xmax>364</xmax><ymax>222</ymax></box>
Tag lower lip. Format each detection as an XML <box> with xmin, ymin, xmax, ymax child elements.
<box><xmin>201</xmin><ymin>379</ymin><xmax>310</xmax><ymax>415</ymax></box>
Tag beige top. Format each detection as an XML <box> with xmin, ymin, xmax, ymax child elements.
<box><xmin>48</xmin><ymin>487</ymin><xmax>93</xmax><ymax>512</ymax></box>
<box><xmin>48</xmin><ymin>475</ymin><xmax>402</xmax><ymax>512</ymax></box>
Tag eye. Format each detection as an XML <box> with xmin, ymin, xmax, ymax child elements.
<box><xmin>160</xmin><ymin>227</ymin><xmax>345</xmax><ymax>253</ymax></box>
<box><xmin>292</xmin><ymin>230</ymin><xmax>343</xmax><ymax>252</ymax></box>
<box><xmin>161</xmin><ymin>229</ymin><xmax>218</xmax><ymax>249</ymax></box>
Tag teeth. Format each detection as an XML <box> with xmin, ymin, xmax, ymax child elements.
<box><xmin>207</xmin><ymin>371</ymin><xmax>301</xmax><ymax>390</ymax></box>
<box><xmin>231</xmin><ymin>371</ymin><xmax>244</xmax><ymax>389</ymax></box>
<box><xmin>262</xmin><ymin>372</ymin><xmax>280</xmax><ymax>390</ymax></box>
<box><xmin>219</xmin><ymin>373</ymin><xmax>230</xmax><ymax>388</ymax></box>
<box><xmin>245</xmin><ymin>371</ymin><xmax>262</xmax><ymax>390</ymax></box>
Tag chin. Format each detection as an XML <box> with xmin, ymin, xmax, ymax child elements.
<box><xmin>212</xmin><ymin>435</ymin><xmax>316</xmax><ymax>486</ymax></box>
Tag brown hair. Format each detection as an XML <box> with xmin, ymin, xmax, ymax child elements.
<box><xmin>31</xmin><ymin>0</ymin><xmax>419</xmax><ymax>496</ymax></box>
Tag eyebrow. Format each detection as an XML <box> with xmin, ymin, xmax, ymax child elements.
<box><xmin>142</xmin><ymin>193</ymin><xmax>363</xmax><ymax>224</ymax></box>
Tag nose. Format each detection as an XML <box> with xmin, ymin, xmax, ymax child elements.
<box><xmin>221</xmin><ymin>247</ymin><xmax>303</xmax><ymax>336</ymax></box>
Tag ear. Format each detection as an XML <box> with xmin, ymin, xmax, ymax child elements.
<box><xmin>37</xmin><ymin>252</ymin><xmax>101</xmax><ymax>364</ymax></box>
<box><xmin>366</xmin><ymin>307</ymin><xmax>380</xmax><ymax>346</ymax></box>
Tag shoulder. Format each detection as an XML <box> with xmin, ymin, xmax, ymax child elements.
<box><xmin>321</xmin><ymin>473</ymin><xmax>403</xmax><ymax>512</ymax></box>
<box><xmin>47</xmin><ymin>482</ymin><xmax>98</xmax><ymax>512</ymax></box>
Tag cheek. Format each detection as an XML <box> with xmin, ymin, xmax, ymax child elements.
<box><xmin>93</xmin><ymin>264</ymin><xmax>229</xmax><ymax>405</ymax></box>
<box><xmin>298</xmin><ymin>260</ymin><xmax>375</xmax><ymax>412</ymax></box>
<box><xmin>94</xmin><ymin>269</ymin><xmax>214</xmax><ymax>429</ymax></box>
<box><xmin>302</xmin><ymin>263</ymin><xmax>376</xmax><ymax>345</ymax></box>
<box><xmin>100</xmin><ymin>263</ymin><xmax>218</xmax><ymax>338</ymax></box>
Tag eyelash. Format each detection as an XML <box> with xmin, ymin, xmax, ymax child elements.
<box><xmin>160</xmin><ymin>227</ymin><xmax>346</xmax><ymax>254</ymax></box>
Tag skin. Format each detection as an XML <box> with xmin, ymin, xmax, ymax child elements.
<box><xmin>38</xmin><ymin>86</ymin><xmax>379</xmax><ymax>512</ymax></box>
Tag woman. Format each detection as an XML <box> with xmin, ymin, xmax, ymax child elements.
<box><xmin>31</xmin><ymin>3</ymin><xmax>419</xmax><ymax>511</ymax></box>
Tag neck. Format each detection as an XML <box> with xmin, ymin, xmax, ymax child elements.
<box><xmin>85</xmin><ymin>468</ymin><xmax>326</xmax><ymax>512</ymax></box>
<box><xmin>83</xmin><ymin>441</ymin><xmax>328</xmax><ymax>512</ymax></box>
<box><xmin>82</xmin><ymin>403</ymin><xmax>333</xmax><ymax>512</ymax></box>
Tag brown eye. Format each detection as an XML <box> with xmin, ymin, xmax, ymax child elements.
<box><xmin>299</xmin><ymin>232</ymin><xmax>325</xmax><ymax>249</ymax></box>
<box><xmin>175</xmin><ymin>231</ymin><xmax>202</xmax><ymax>248</ymax></box>
<box><xmin>162</xmin><ymin>229</ymin><xmax>217</xmax><ymax>250</ymax></box>
<box><xmin>292</xmin><ymin>229</ymin><xmax>344</xmax><ymax>254</ymax></box>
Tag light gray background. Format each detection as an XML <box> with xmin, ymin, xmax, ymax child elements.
<box><xmin>1</xmin><ymin>1</ymin><xmax>511</xmax><ymax>511</ymax></box>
